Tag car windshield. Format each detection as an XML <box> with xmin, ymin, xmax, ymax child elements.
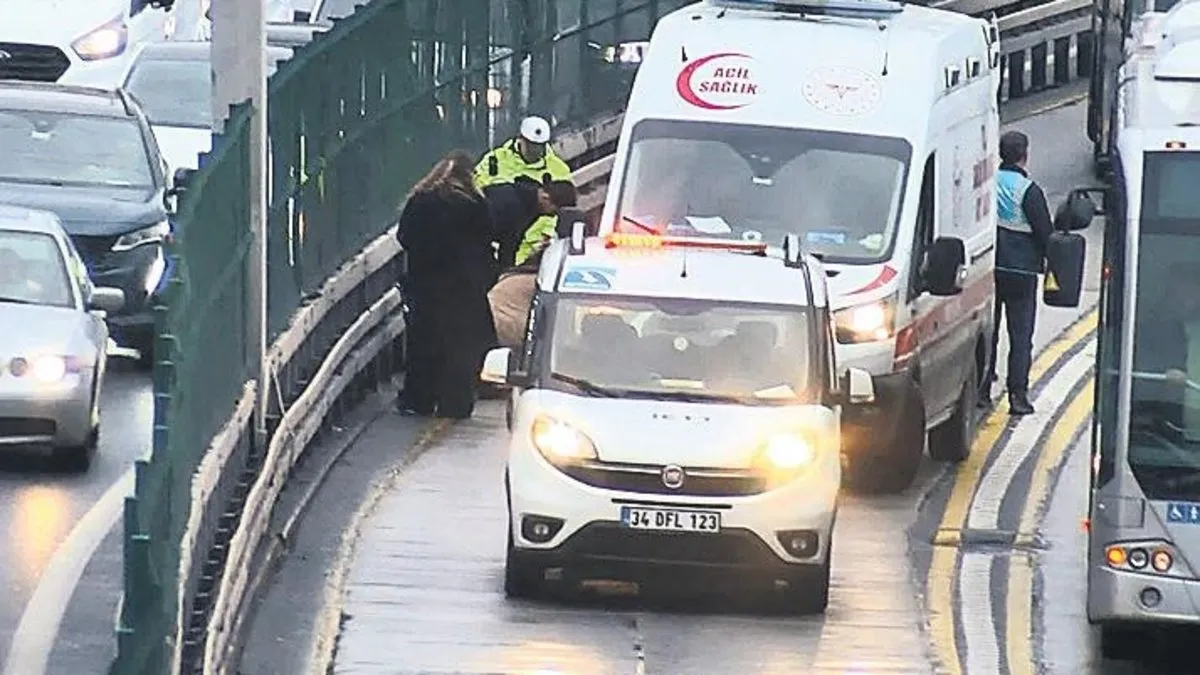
<box><xmin>124</xmin><ymin>57</ymin><xmax>212</xmax><ymax>129</ymax></box>
<box><xmin>0</xmin><ymin>110</ymin><xmax>153</xmax><ymax>188</ymax></box>
<box><xmin>0</xmin><ymin>230</ymin><xmax>73</xmax><ymax>308</ymax></box>
<box><xmin>547</xmin><ymin>296</ymin><xmax>814</xmax><ymax>405</ymax></box>
<box><xmin>614</xmin><ymin>118</ymin><xmax>912</xmax><ymax>263</ymax></box>
<box><xmin>1126</xmin><ymin>152</ymin><xmax>1200</xmax><ymax>498</ymax></box>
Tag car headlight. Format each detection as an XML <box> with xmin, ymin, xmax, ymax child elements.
<box><xmin>754</xmin><ymin>433</ymin><xmax>817</xmax><ymax>471</ymax></box>
<box><xmin>112</xmin><ymin>222</ymin><xmax>170</xmax><ymax>253</ymax></box>
<box><xmin>72</xmin><ymin>18</ymin><xmax>129</xmax><ymax>61</ymax></box>
<box><xmin>530</xmin><ymin>415</ymin><xmax>598</xmax><ymax>463</ymax></box>
<box><xmin>8</xmin><ymin>356</ymin><xmax>81</xmax><ymax>382</ymax></box>
<box><xmin>833</xmin><ymin>293</ymin><xmax>897</xmax><ymax>344</ymax></box>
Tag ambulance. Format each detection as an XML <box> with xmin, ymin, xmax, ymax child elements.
<box><xmin>598</xmin><ymin>0</ymin><xmax>1003</xmax><ymax>492</ymax></box>
<box><xmin>481</xmin><ymin>226</ymin><xmax>877</xmax><ymax>612</ymax></box>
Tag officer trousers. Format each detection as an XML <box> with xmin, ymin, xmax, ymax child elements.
<box><xmin>986</xmin><ymin>270</ymin><xmax>1039</xmax><ymax>395</ymax></box>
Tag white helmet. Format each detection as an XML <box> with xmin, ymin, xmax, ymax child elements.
<box><xmin>518</xmin><ymin>115</ymin><xmax>552</xmax><ymax>144</ymax></box>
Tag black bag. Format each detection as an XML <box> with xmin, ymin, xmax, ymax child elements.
<box><xmin>1043</xmin><ymin>230</ymin><xmax>1086</xmax><ymax>308</ymax></box>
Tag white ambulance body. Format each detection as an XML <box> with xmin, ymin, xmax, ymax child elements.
<box><xmin>599</xmin><ymin>0</ymin><xmax>1002</xmax><ymax>492</ymax></box>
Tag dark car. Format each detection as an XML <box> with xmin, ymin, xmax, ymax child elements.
<box><xmin>0</xmin><ymin>81</ymin><xmax>169</xmax><ymax>367</ymax></box>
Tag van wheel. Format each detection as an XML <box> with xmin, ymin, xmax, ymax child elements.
<box><xmin>777</xmin><ymin>553</ymin><xmax>831</xmax><ymax>615</ymax></box>
<box><xmin>929</xmin><ymin>358</ymin><xmax>978</xmax><ymax>462</ymax></box>
<box><xmin>848</xmin><ymin>394</ymin><xmax>924</xmax><ymax>494</ymax></box>
<box><xmin>504</xmin><ymin>528</ymin><xmax>545</xmax><ymax>599</ymax></box>
<box><xmin>1099</xmin><ymin>624</ymin><xmax>1143</xmax><ymax>661</ymax></box>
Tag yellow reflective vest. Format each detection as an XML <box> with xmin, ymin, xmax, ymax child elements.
<box><xmin>474</xmin><ymin>139</ymin><xmax>574</xmax><ymax>265</ymax></box>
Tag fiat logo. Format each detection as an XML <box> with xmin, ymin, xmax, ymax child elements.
<box><xmin>661</xmin><ymin>464</ymin><xmax>685</xmax><ymax>489</ymax></box>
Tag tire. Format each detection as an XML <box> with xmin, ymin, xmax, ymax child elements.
<box><xmin>777</xmin><ymin>558</ymin><xmax>831</xmax><ymax>615</ymax></box>
<box><xmin>53</xmin><ymin>426</ymin><xmax>98</xmax><ymax>473</ymax></box>
<box><xmin>504</xmin><ymin>528</ymin><xmax>545</xmax><ymax>599</ymax></box>
<box><xmin>847</xmin><ymin>390</ymin><xmax>925</xmax><ymax>494</ymax></box>
<box><xmin>929</xmin><ymin>357</ymin><xmax>978</xmax><ymax>462</ymax></box>
<box><xmin>1099</xmin><ymin>624</ymin><xmax>1143</xmax><ymax>661</ymax></box>
<box><xmin>135</xmin><ymin>337</ymin><xmax>154</xmax><ymax>370</ymax></box>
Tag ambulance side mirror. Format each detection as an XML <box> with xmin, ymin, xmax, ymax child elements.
<box><xmin>1056</xmin><ymin>187</ymin><xmax>1105</xmax><ymax>231</ymax></box>
<box><xmin>923</xmin><ymin>236</ymin><xmax>966</xmax><ymax>296</ymax></box>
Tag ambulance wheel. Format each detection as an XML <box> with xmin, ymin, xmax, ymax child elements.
<box><xmin>504</xmin><ymin>528</ymin><xmax>545</xmax><ymax>599</ymax></box>
<box><xmin>928</xmin><ymin>357</ymin><xmax>977</xmax><ymax>463</ymax></box>
<box><xmin>848</xmin><ymin>394</ymin><xmax>924</xmax><ymax>494</ymax></box>
<box><xmin>777</xmin><ymin>557</ymin><xmax>831</xmax><ymax>615</ymax></box>
<box><xmin>1099</xmin><ymin>624</ymin><xmax>1143</xmax><ymax>661</ymax></box>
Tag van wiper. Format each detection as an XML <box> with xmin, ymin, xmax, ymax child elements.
<box><xmin>0</xmin><ymin>295</ymin><xmax>35</xmax><ymax>305</ymax></box>
<box><xmin>620</xmin><ymin>215</ymin><xmax>658</xmax><ymax>233</ymax></box>
<box><xmin>550</xmin><ymin>372</ymin><xmax>621</xmax><ymax>397</ymax></box>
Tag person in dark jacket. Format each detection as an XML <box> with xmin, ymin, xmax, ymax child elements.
<box><xmin>483</xmin><ymin>175</ymin><xmax>552</xmax><ymax>271</ymax></box>
<box><xmin>982</xmin><ymin>130</ymin><xmax>1054</xmax><ymax>415</ymax></box>
<box><xmin>395</xmin><ymin>149</ymin><xmax>498</xmax><ymax>419</ymax></box>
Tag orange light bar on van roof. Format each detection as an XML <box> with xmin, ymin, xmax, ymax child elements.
<box><xmin>603</xmin><ymin>232</ymin><xmax>769</xmax><ymax>253</ymax></box>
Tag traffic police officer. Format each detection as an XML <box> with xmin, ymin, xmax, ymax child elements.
<box><xmin>984</xmin><ymin>130</ymin><xmax>1054</xmax><ymax>416</ymax></box>
<box><xmin>474</xmin><ymin>115</ymin><xmax>574</xmax><ymax>265</ymax></box>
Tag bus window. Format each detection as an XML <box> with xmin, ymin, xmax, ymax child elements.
<box><xmin>1127</xmin><ymin>152</ymin><xmax>1200</xmax><ymax>499</ymax></box>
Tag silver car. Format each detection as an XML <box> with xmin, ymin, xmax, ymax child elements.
<box><xmin>0</xmin><ymin>205</ymin><xmax>124</xmax><ymax>470</ymax></box>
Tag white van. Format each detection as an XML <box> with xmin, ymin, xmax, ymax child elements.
<box><xmin>599</xmin><ymin>0</ymin><xmax>1002</xmax><ymax>492</ymax></box>
<box><xmin>0</xmin><ymin>0</ymin><xmax>176</xmax><ymax>88</ymax></box>
<box><xmin>482</xmin><ymin>228</ymin><xmax>877</xmax><ymax>612</ymax></box>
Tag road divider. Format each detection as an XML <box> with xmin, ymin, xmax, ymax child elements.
<box><xmin>927</xmin><ymin>307</ymin><xmax>1097</xmax><ymax>675</ymax></box>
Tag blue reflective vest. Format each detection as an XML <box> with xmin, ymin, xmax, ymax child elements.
<box><xmin>995</xmin><ymin>168</ymin><xmax>1041</xmax><ymax>275</ymax></box>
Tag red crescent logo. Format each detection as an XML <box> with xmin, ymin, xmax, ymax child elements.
<box><xmin>675</xmin><ymin>52</ymin><xmax>753</xmax><ymax>111</ymax></box>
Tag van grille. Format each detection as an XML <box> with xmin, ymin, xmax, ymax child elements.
<box><xmin>559</xmin><ymin>461</ymin><xmax>769</xmax><ymax>497</ymax></box>
<box><xmin>0</xmin><ymin>43</ymin><xmax>70</xmax><ymax>82</ymax></box>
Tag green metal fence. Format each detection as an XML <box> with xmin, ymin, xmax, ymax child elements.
<box><xmin>111</xmin><ymin>1</ymin><xmax>691</xmax><ymax>673</ymax></box>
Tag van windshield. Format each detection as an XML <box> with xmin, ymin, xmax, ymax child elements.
<box><xmin>546</xmin><ymin>295</ymin><xmax>815</xmax><ymax>405</ymax></box>
<box><xmin>613</xmin><ymin>119</ymin><xmax>912</xmax><ymax>264</ymax></box>
<box><xmin>1127</xmin><ymin>152</ymin><xmax>1200</xmax><ymax>499</ymax></box>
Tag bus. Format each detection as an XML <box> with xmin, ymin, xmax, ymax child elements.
<box><xmin>1084</xmin><ymin>0</ymin><xmax>1200</xmax><ymax>659</ymax></box>
<box><xmin>1086</xmin><ymin>0</ymin><xmax>1192</xmax><ymax>176</ymax></box>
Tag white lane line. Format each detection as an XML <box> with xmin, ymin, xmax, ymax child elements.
<box><xmin>968</xmin><ymin>344</ymin><xmax>1093</xmax><ymax>531</ymax></box>
<box><xmin>3</xmin><ymin>467</ymin><xmax>133</xmax><ymax>675</ymax></box>
<box><xmin>960</xmin><ymin>552</ymin><xmax>1001</xmax><ymax>674</ymax></box>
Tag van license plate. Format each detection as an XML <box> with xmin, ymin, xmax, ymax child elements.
<box><xmin>619</xmin><ymin>506</ymin><xmax>721</xmax><ymax>533</ymax></box>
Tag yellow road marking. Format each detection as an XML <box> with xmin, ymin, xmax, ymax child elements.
<box><xmin>1006</xmin><ymin>379</ymin><xmax>1095</xmax><ymax>674</ymax></box>
<box><xmin>927</xmin><ymin>309</ymin><xmax>1096</xmax><ymax>671</ymax></box>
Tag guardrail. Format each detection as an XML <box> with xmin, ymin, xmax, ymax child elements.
<box><xmin>114</xmin><ymin>1</ymin><xmax>1096</xmax><ymax>673</ymax></box>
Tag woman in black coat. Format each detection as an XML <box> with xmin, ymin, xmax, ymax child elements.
<box><xmin>395</xmin><ymin>149</ymin><xmax>498</xmax><ymax>419</ymax></box>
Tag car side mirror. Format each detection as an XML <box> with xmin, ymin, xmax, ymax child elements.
<box><xmin>170</xmin><ymin>167</ymin><xmax>195</xmax><ymax>196</ymax></box>
<box><xmin>1056</xmin><ymin>187</ymin><xmax>1105</xmax><ymax>231</ymax></box>
<box><xmin>840</xmin><ymin>367</ymin><xmax>876</xmax><ymax>405</ymax></box>
<box><xmin>923</xmin><ymin>236</ymin><xmax>966</xmax><ymax>296</ymax></box>
<box><xmin>89</xmin><ymin>287</ymin><xmax>126</xmax><ymax>313</ymax></box>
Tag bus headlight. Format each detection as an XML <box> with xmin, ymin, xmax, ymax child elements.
<box><xmin>530</xmin><ymin>415</ymin><xmax>597</xmax><ymax>462</ymax></box>
<box><xmin>834</xmin><ymin>293</ymin><xmax>896</xmax><ymax>344</ymax></box>
<box><xmin>1104</xmin><ymin>540</ymin><xmax>1184</xmax><ymax>577</ymax></box>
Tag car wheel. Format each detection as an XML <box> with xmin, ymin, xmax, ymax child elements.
<box><xmin>777</xmin><ymin>557</ymin><xmax>831</xmax><ymax>615</ymax></box>
<box><xmin>52</xmin><ymin>426</ymin><xmax>98</xmax><ymax>473</ymax></box>
<box><xmin>504</xmin><ymin>528</ymin><xmax>545</xmax><ymax>600</ymax></box>
<box><xmin>136</xmin><ymin>339</ymin><xmax>154</xmax><ymax>370</ymax></box>
<box><xmin>847</xmin><ymin>391</ymin><xmax>925</xmax><ymax>494</ymax></box>
<box><xmin>1099</xmin><ymin>624</ymin><xmax>1144</xmax><ymax>661</ymax></box>
<box><xmin>928</xmin><ymin>357</ymin><xmax>978</xmax><ymax>463</ymax></box>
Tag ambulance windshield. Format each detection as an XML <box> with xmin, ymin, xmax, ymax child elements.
<box><xmin>546</xmin><ymin>295</ymin><xmax>815</xmax><ymax>405</ymax></box>
<box><xmin>1125</xmin><ymin>152</ymin><xmax>1200</xmax><ymax>499</ymax></box>
<box><xmin>614</xmin><ymin>118</ymin><xmax>911</xmax><ymax>263</ymax></box>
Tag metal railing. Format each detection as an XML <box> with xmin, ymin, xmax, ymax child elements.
<box><xmin>110</xmin><ymin>1</ymin><xmax>1100</xmax><ymax>674</ymax></box>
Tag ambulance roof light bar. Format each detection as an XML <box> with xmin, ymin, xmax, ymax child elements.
<box><xmin>602</xmin><ymin>232</ymin><xmax>770</xmax><ymax>254</ymax></box>
<box><xmin>707</xmin><ymin>0</ymin><xmax>904</xmax><ymax>19</ymax></box>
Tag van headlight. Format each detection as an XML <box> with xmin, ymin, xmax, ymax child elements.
<box><xmin>112</xmin><ymin>222</ymin><xmax>170</xmax><ymax>252</ymax></box>
<box><xmin>754</xmin><ymin>433</ymin><xmax>817</xmax><ymax>471</ymax></box>
<box><xmin>72</xmin><ymin>18</ymin><xmax>128</xmax><ymax>61</ymax></box>
<box><xmin>834</xmin><ymin>293</ymin><xmax>897</xmax><ymax>344</ymax></box>
<box><xmin>530</xmin><ymin>415</ymin><xmax>597</xmax><ymax>462</ymax></box>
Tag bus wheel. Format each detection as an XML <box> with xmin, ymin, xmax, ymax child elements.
<box><xmin>1099</xmin><ymin>624</ymin><xmax>1142</xmax><ymax>661</ymax></box>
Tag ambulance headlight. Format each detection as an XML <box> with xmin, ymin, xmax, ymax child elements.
<box><xmin>834</xmin><ymin>293</ymin><xmax>897</xmax><ymax>344</ymax></box>
<box><xmin>754</xmin><ymin>433</ymin><xmax>817</xmax><ymax>471</ymax></box>
<box><xmin>530</xmin><ymin>415</ymin><xmax>598</xmax><ymax>463</ymax></box>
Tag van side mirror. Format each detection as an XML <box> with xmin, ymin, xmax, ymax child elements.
<box><xmin>840</xmin><ymin>367</ymin><xmax>876</xmax><ymax>405</ymax></box>
<box><xmin>1056</xmin><ymin>187</ymin><xmax>1105</xmax><ymax>231</ymax></box>
<box><xmin>923</xmin><ymin>236</ymin><xmax>966</xmax><ymax>296</ymax></box>
<box><xmin>481</xmin><ymin>347</ymin><xmax>510</xmax><ymax>385</ymax></box>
